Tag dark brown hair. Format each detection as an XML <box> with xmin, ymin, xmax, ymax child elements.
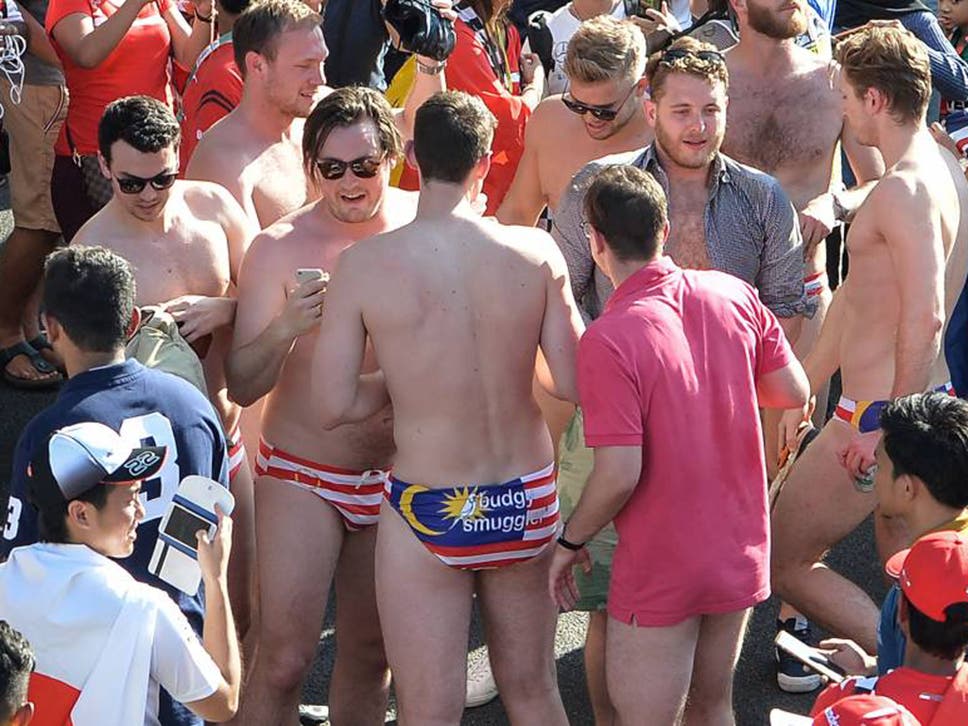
<box><xmin>413</xmin><ymin>91</ymin><xmax>496</xmax><ymax>184</ymax></box>
<box><xmin>584</xmin><ymin>165</ymin><xmax>667</xmax><ymax>262</ymax></box>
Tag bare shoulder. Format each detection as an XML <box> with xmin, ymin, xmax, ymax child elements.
<box><xmin>180</xmin><ymin>179</ymin><xmax>239</xmax><ymax>210</ymax></box>
<box><xmin>489</xmin><ymin>219</ymin><xmax>564</xmax><ymax>266</ymax></box>
<box><xmin>529</xmin><ymin>96</ymin><xmax>570</xmax><ymax>131</ymax></box>
<box><xmin>185</xmin><ymin>113</ymin><xmax>249</xmax><ymax>184</ymax></box>
<box><xmin>71</xmin><ymin>205</ymin><xmax>113</xmax><ymax>246</ymax></box>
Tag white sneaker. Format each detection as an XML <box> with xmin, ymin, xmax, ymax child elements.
<box><xmin>465</xmin><ymin>649</ymin><xmax>499</xmax><ymax>708</ymax></box>
<box><xmin>298</xmin><ymin>704</ymin><xmax>330</xmax><ymax>725</ymax></box>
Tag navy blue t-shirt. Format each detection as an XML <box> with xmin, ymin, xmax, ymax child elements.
<box><xmin>2</xmin><ymin>359</ymin><xmax>228</xmax><ymax>726</ymax></box>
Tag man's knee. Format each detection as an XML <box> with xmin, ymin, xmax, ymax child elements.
<box><xmin>492</xmin><ymin>655</ymin><xmax>558</xmax><ymax>705</ymax></box>
<box><xmin>334</xmin><ymin>625</ymin><xmax>388</xmax><ymax>679</ymax></box>
<box><xmin>256</xmin><ymin>636</ymin><xmax>318</xmax><ymax>692</ymax></box>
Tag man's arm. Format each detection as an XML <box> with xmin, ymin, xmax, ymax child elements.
<box><xmin>881</xmin><ymin>179</ymin><xmax>946</xmax><ymax>397</ymax></box>
<box><xmin>798</xmin><ymin>125</ymin><xmax>884</xmax><ymax>250</ymax></box>
<box><xmin>496</xmin><ymin>100</ymin><xmax>551</xmax><ymax>226</ymax></box>
<box><xmin>312</xmin><ymin>248</ymin><xmax>389</xmax><ymax>429</ymax></box>
<box><xmin>394</xmin><ymin>1</ymin><xmax>455</xmax><ymax>139</ymax></box>
<box><xmin>756</xmin><ymin>177</ymin><xmax>809</xmax><ymax>342</ymax></box>
<box><xmin>556</xmin><ymin>446</ymin><xmax>641</xmax><ymax>547</ymax></box>
<box><xmin>535</xmin><ymin>233</ymin><xmax>585</xmax><ymax>402</ymax></box>
<box><xmin>551</xmin><ymin>166</ymin><xmax>601</xmax><ymax>319</ymax></box>
<box><xmin>226</xmin><ymin>234</ymin><xmax>325</xmax><ymax>406</ymax></box>
<box><xmin>213</xmin><ymin>184</ymin><xmax>258</xmax><ymax>286</ymax></box>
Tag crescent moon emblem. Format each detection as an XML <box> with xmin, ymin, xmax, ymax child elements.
<box><xmin>399</xmin><ymin>484</ymin><xmax>445</xmax><ymax>537</ymax></box>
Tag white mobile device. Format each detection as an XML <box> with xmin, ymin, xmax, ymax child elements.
<box><xmin>148</xmin><ymin>475</ymin><xmax>235</xmax><ymax>595</ymax></box>
<box><xmin>774</xmin><ymin>631</ymin><xmax>846</xmax><ymax>684</ymax></box>
<box><xmin>295</xmin><ymin>268</ymin><xmax>330</xmax><ymax>285</ymax></box>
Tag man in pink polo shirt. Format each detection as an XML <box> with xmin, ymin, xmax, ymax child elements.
<box><xmin>548</xmin><ymin>164</ymin><xmax>809</xmax><ymax>724</ymax></box>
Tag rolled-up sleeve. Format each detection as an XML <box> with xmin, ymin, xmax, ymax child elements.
<box><xmin>756</xmin><ymin>178</ymin><xmax>812</xmax><ymax>319</ymax></box>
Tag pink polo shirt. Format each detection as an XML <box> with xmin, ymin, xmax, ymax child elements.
<box><xmin>577</xmin><ymin>256</ymin><xmax>794</xmax><ymax>626</ymax></box>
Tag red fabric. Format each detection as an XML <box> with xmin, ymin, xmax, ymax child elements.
<box><xmin>47</xmin><ymin>0</ymin><xmax>175</xmax><ymax>155</ymax></box>
<box><xmin>577</xmin><ymin>257</ymin><xmax>794</xmax><ymax>626</ymax></box>
<box><xmin>27</xmin><ymin>672</ymin><xmax>81</xmax><ymax>726</ymax></box>
<box><xmin>398</xmin><ymin>17</ymin><xmax>529</xmax><ymax>214</ymax></box>
<box><xmin>179</xmin><ymin>41</ymin><xmax>241</xmax><ymax>174</ymax></box>
<box><xmin>812</xmin><ymin>668</ymin><xmax>967</xmax><ymax>725</ymax></box>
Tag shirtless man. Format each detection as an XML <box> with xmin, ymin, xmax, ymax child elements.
<box><xmin>772</xmin><ymin>26</ymin><xmax>968</xmax><ymax>659</ymax></box>
<box><xmin>313</xmin><ymin>90</ymin><xmax>583</xmax><ymax>725</ymax></box>
<box><xmin>186</xmin><ymin>0</ymin><xmax>452</xmax><ymax>228</ymax></box>
<box><xmin>225</xmin><ymin>87</ymin><xmax>417</xmax><ymax>725</ymax></box>
<box><xmin>720</xmin><ymin>0</ymin><xmax>887</xmax><ymax>691</ymax></box>
<box><xmin>70</xmin><ymin>96</ymin><xmax>258</xmax><ymax>642</ymax></box>
<box><xmin>497</xmin><ymin>16</ymin><xmax>651</xmax><ymax>227</ymax></box>
<box><xmin>497</xmin><ymin>15</ymin><xmax>651</xmax><ymax>463</ymax></box>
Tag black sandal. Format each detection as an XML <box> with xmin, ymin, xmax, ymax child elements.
<box><xmin>1</xmin><ymin>340</ymin><xmax>63</xmax><ymax>390</ymax></box>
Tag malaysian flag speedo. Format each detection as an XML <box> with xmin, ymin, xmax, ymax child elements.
<box><xmin>384</xmin><ymin>463</ymin><xmax>560</xmax><ymax>570</ymax></box>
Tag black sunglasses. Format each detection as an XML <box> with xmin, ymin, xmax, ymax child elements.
<box><xmin>315</xmin><ymin>155</ymin><xmax>385</xmax><ymax>181</ymax></box>
<box><xmin>562</xmin><ymin>84</ymin><xmax>638</xmax><ymax>122</ymax></box>
<box><xmin>658</xmin><ymin>48</ymin><xmax>727</xmax><ymax>66</ymax></box>
<box><xmin>114</xmin><ymin>171</ymin><xmax>178</xmax><ymax>195</ymax></box>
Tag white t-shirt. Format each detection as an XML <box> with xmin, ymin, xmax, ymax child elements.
<box><xmin>0</xmin><ymin>543</ymin><xmax>222</xmax><ymax>726</ymax></box>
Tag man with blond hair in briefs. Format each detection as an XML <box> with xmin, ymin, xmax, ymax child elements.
<box><xmin>773</xmin><ymin>25</ymin><xmax>968</xmax><ymax>661</ymax></box>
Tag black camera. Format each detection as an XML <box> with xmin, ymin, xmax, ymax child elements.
<box><xmin>383</xmin><ymin>0</ymin><xmax>457</xmax><ymax>62</ymax></box>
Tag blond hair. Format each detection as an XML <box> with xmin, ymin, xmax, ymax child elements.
<box><xmin>836</xmin><ymin>26</ymin><xmax>930</xmax><ymax>124</ymax></box>
<box><xmin>645</xmin><ymin>36</ymin><xmax>729</xmax><ymax>100</ymax></box>
<box><xmin>564</xmin><ymin>16</ymin><xmax>647</xmax><ymax>84</ymax></box>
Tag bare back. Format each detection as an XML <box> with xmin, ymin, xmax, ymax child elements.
<box><xmin>840</xmin><ymin>136</ymin><xmax>966</xmax><ymax>399</ymax></box>
<box><xmin>186</xmin><ymin>110</ymin><xmax>313</xmax><ymax>227</ymax></box>
<box><xmin>236</xmin><ymin>190</ymin><xmax>418</xmax><ymax>469</ymax></box>
<box><xmin>73</xmin><ymin>182</ymin><xmax>238</xmax><ymax>426</ymax></box>
<box><xmin>349</xmin><ymin>215</ymin><xmax>578</xmax><ymax>486</ymax></box>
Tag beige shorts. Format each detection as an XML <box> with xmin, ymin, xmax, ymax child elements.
<box><xmin>0</xmin><ymin>80</ymin><xmax>67</xmax><ymax>233</ymax></box>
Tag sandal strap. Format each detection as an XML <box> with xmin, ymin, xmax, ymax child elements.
<box><xmin>27</xmin><ymin>334</ymin><xmax>53</xmax><ymax>352</ymax></box>
<box><xmin>0</xmin><ymin>341</ymin><xmax>55</xmax><ymax>374</ymax></box>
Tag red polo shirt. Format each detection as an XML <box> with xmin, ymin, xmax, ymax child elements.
<box><xmin>577</xmin><ymin>256</ymin><xmax>794</xmax><ymax>626</ymax></box>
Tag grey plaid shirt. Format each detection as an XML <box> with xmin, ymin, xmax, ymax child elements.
<box><xmin>552</xmin><ymin>144</ymin><xmax>811</xmax><ymax>323</ymax></box>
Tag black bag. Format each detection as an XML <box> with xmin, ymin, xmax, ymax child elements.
<box><xmin>382</xmin><ymin>0</ymin><xmax>456</xmax><ymax>62</ymax></box>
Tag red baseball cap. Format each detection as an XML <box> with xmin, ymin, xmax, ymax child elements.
<box><xmin>885</xmin><ymin>530</ymin><xmax>968</xmax><ymax>622</ymax></box>
<box><xmin>771</xmin><ymin>695</ymin><xmax>921</xmax><ymax>725</ymax></box>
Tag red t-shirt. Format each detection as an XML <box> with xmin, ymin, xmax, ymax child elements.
<box><xmin>398</xmin><ymin>17</ymin><xmax>527</xmax><ymax>214</ymax></box>
<box><xmin>812</xmin><ymin>669</ymin><xmax>963</xmax><ymax>725</ymax></box>
<box><xmin>577</xmin><ymin>256</ymin><xmax>794</xmax><ymax>626</ymax></box>
<box><xmin>47</xmin><ymin>0</ymin><xmax>175</xmax><ymax>155</ymax></box>
<box><xmin>179</xmin><ymin>36</ymin><xmax>241</xmax><ymax>174</ymax></box>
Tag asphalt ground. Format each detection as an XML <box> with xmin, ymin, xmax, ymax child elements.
<box><xmin>0</xmin><ymin>182</ymin><xmax>886</xmax><ymax>725</ymax></box>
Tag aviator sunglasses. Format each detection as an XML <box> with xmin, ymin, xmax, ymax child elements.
<box><xmin>562</xmin><ymin>83</ymin><xmax>638</xmax><ymax>122</ymax></box>
<box><xmin>114</xmin><ymin>171</ymin><xmax>178</xmax><ymax>195</ymax></box>
<box><xmin>315</xmin><ymin>155</ymin><xmax>386</xmax><ymax>181</ymax></box>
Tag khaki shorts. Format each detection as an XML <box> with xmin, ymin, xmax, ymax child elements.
<box><xmin>0</xmin><ymin>81</ymin><xmax>67</xmax><ymax>233</ymax></box>
<box><xmin>557</xmin><ymin>409</ymin><xmax>618</xmax><ymax>612</ymax></box>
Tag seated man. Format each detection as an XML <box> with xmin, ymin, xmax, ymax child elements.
<box><xmin>0</xmin><ymin>621</ymin><xmax>34</xmax><ymax>726</ymax></box>
<box><xmin>812</xmin><ymin>531</ymin><xmax>968</xmax><ymax>724</ymax></box>
<box><xmin>0</xmin><ymin>422</ymin><xmax>240</xmax><ymax>724</ymax></box>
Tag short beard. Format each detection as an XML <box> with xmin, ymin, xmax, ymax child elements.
<box><xmin>747</xmin><ymin>1</ymin><xmax>808</xmax><ymax>39</ymax></box>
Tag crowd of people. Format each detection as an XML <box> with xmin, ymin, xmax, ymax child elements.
<box><xmin>1</xmin><ymin>0</ymin><xmax>968</xmax><ymax>724</ymax></box>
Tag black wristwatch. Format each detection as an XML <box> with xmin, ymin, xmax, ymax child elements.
<box><xmin>556</xmin><ymin>532</ymin><xmax>584</xmax><ymax>551</ymax></box>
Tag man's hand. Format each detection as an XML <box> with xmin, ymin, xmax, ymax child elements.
<box><xmin>549</xmin><ymin>543</ymin><xmax>591</xmax><ymax>611</ymax></box>
<box><xmin>197</xmin><ymin>506</ymin><xmax>232</xmax><ymax>585</ymax></box>
<box><xmin>520</xmin><ymin>52</ymin><xmax>544</xmax><ymax>87</ymax></box>
<box><xmin>629</xmin><ymin>1</ymin><xmax>682</xmax><ymax>35</ymax></box>
<box><xmin>838</xmin><ymin>429</ymin><xmax>881</xmax><ymax>479</ymax></box>
<box><xmin>819</xmin><ymin>638</ymin><xmax>876</xmax><ymax>676</ymax></box>
<box><xmin>799</xmin><ymin>193</ymin><xmax>838</xmax><ymax>253</ymax></box>
<box><xmin>276</xmin><ymin>277</ymin><xmax>327</xmax><ymax>339</ymax></box>
<box><xmin>163</xmin><ymin>295</ymin><xmax>236</xmax><ymax>342</ymax></box>
<box><xmin>778</xmin><ymin>398</ymin><xmax>815</xmax><ymax>456</ymax></box>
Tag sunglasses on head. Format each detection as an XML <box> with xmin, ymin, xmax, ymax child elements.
<box><xmin>658</xmin><ymin>48</ymin><xmax>727</xmax><ymax>66</ymax></box>
<box><xmin>562</xmin><ymin>84</ymin><xmax>638</xmax><ymax>122</ymax></box>
<box><xmin>315</xmin><ymin>155</ymin><xmax>385</xmax><ymax>181</ymax></box>
<box><xmin>114</xmin><ymin>171</ymin><xmax>178</xmax><ymax>195</ymax></box>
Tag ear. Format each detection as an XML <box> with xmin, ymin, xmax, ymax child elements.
<box><xmin>475</xmin><ymin>152</ymin><xmax>492</xmax><ymax>184</ymax></box>
<box><xmin>865</xmin><ymin>86</ymin><xmax>888</xmax><ymax>116</ymax></box>
<box><xmin>13</xmin><ymin>702</ymin><xmax>34</xmax><ymax>726</ymax></box>
<box><xmin>67</xmin><ymin>499</ymin><xmax>94</xmax><ymax>530</ymax></box>
<box><xmin>97</xmin><ymin>152</ymin><xmax>111</xmax><ymax>180</ymax></box>
<box><xmin>589</xmin><ymin>225</ymin><xmax>607</xmax><ymax>258</ymax></box>
<box><xmin>245</xmin><ymin>50</ymin><xmax>265</xmax><ymax>77</ymax></box>
<box><xmin>126</xmin><ymin>306</ymin><xmax>142</xmax><ymax>340</ymax></box>
<box><xmin>897</xmin><ymin>591</ymin><xmax>910</xmax><ymax>629</ymax></box>
<box><xmin>659</xmin><ymin>220</ymin><xmax>671</xmax><ymax>246</ymax></box>
<box><xmin>897</xmin><ymin>473</ymin><xmax>919</xmax><ymax>503</ymax></box>
<box><xmin>404</xmin><ymin>139</ymin><xmax>417</xmax><ymax>171</ymax></box>
<box><xmin>634</xmin><ymin>76</ymin><xmax>648</xmax><ymax>99</ymax></box>
<box><xmin>645</xmin><ymin>98</ymin><xmax>658</xmax><ymax>128</ymax></box>
<box><xmin>43</xmin><ymin>313</ymin><xmax>61</xmax><ymax>344</ymax></box>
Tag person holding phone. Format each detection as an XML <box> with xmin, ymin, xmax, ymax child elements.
<box><xmin>0</xmin><ymin>421</ymin><xmax>241</xmax><ymax>725</ymax></box>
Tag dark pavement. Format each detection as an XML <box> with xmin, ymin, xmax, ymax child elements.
<box><xmin>0</xmin><ymin>183</ymin><xmax>886</xmax><ymax>724</ymax></box>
